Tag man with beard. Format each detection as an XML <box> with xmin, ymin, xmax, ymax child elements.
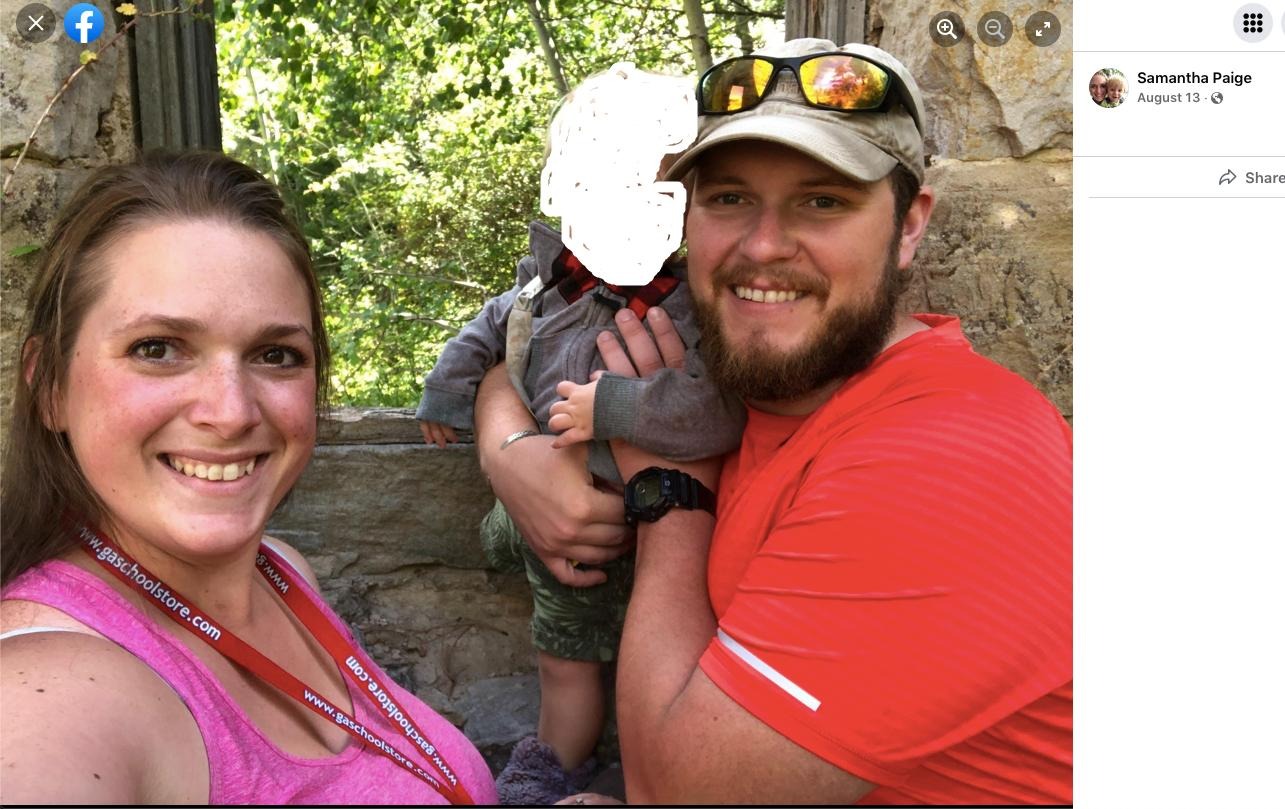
<box><xmin>475</xmin><ymin>38</ymin><xmax>1072</xmax><ymax>804</ymax></box>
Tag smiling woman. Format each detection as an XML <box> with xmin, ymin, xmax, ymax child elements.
<box><xmin>1</xmin><ymin>152</ymin><xmax>328</xmax><ymax>583</ymax></box>
<box><xmin>0</xmin><ymin>152</ymin><xmax>497</xmax><ymax>805</ymax></box>
<box><xmin>54</xmin><ymin>220</ymin><xmax>319</xmax><ymax>565</ymax></box>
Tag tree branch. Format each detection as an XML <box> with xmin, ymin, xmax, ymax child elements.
<box><xmin>527</xmin><ymin>0</ymin><xmax>569</xmax><ymax>94</ymax></box>
<box><xmin>683</xmin><ymin>0</ymin><xmax>712</xmax><ymax>72</ymax></box>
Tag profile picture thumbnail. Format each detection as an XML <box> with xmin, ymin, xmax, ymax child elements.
<box><xmin>1090</xmin><ymin>68</ymin><xmax>1127</xmax><ymax>107</ymax></box>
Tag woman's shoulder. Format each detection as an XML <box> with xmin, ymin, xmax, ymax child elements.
<box><xmin>0</xmin><ymin>626</ymin><xmax>208</xmax><ymax>803</ymax></box>
<box><xmin>1</xmin><ymin>595</ymin><xmax>103</xmax><ymax>638</ymax></box>
<box><xmin>260</xmin><ymin>534</ymin><xmax>323</xmax><ymax>592</ymax></box>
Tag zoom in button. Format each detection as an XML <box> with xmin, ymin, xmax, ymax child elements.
<box><xmin>931</xmin><ymin>11</ymin><xmax>966</xmax><ymax>48</ymax></box>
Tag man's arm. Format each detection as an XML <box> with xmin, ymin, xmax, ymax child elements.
<box><xmin>610</xmin><ymin>442</ymin><xmax>876</xmax><ymax>804</ymax></box>
<box><xmin>474</xmin><ymin>365</ymin><xmax>631</xmax><ymax>586</ymax></box>
<box><xmin>601</xmin><ymin>310</ymin><xmax>875</xmax><ymax>803</ymax></box>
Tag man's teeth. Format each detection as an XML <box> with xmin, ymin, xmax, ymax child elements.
<box><xmin>733</xmin><ymin>286</ymin><xmax>801</xmax><ymax>303</ymax></box>
<box><xmin>168</xmin><ymin>454</ymin><xmax>256</xmax><ymax>481</ymax></box>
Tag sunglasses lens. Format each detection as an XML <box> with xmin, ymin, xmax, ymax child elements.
<box><xmin>701</xmin><ymin>58</ymin><xmax>775</xmax><ymax>112</ymax></box>
<box><xmin>798</xmin><ymin>55</ymin><xmax>890</xmax><ymax>110</ymax></box>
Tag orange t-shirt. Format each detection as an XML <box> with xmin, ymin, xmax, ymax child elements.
<box><xmin>699</xmin><ymin>315</ymin><xmax>1072</xmax><ymax>804</ymax></box>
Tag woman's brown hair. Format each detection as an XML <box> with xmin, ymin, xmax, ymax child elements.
<box><xmin>1</xmin><ymin>151</ymin><xmax>329</xmax><ymax>585</ymax></box>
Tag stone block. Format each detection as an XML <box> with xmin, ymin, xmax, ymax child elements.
<box><xmin>268</xmin><ymin>440</ymin><xmax>495</xmax><ymax>572</ymax></box>
<box><xmin>311</xmin><ymin>564</ymin><xmax>539</xmax><ymax>774</ymax></box>
<box><xmin>317</xmin><ymin>406</ymin><xmax>428</xmax><ymax>445</ymax></box>
<box><xmin>2</xmin><ymin>0</ymin><xmax>135</xmax><ymax>416</ymax></box>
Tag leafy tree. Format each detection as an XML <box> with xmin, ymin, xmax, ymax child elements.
<box><xmin>217</xmin><ymin>0</ymin><xmax>782</xmax><ymax>406</ymax></box>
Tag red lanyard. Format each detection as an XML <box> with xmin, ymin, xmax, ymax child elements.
<box><xmin>75</xmin><ymin>524</ymin><xmax>473</xmax><ymax>805</ymax></box>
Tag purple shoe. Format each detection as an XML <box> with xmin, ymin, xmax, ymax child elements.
<box><xmin>494</xmin><ymin>736</ymin><xmax>598</xmax><ymax>806</ymax></box>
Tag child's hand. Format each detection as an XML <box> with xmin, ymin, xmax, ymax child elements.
<box><xmin>549</xmin><ymin>377</ymin><xmax>599</xmax><ymax>448</ymax></box>
<box><xmin>419</xmin><ymin>419</ymin><xmax>459</xmax><ymax>448</ymax></box>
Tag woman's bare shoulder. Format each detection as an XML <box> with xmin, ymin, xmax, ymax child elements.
<box><xmin>0</xmin><ymin>628</ymin><xmax>208</xmax><ymax>803</ymax></box>
<box><xmin>1</xmin><ymin>597</ymin><xmax>103</xmax><ymax>637</ymax></box>
<box><xmin>260</xmin><ymin>534</ymin><xmax>323</xmax><ymax>592</ymax></box>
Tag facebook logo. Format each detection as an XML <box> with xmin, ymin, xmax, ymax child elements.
<box><xmin>64</xmin><ymin>3</ymin><xmax>105</xmax><ymax>44</ymax></box>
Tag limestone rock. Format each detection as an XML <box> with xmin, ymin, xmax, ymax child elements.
<box><xmin>1</xmin><ymin>0</ymin><xmax>129</xmax><ymax>160</ymax></box>
<box><xmin>1</xmin><ymin>0</ymin><xmax>135</xmax><ymax>416</ymax></box>
<box><xmin>453</xmin><ymin>673</ymin><xmax>541</xmax><ymax>771</ymax></box>
<box><xmin>0</xmin><ymin>159</ymin><xmax>94</xmax><ymax>414</ymax></box>
<box><xmin>904</xmin><ymin>153</ymin><xmax>1073</xmax><ymax>417</ymax></box>
<box><xmin>867</xmin><ymin>0</ymin><xmax>1072</xmax><ymax>160</ymax></box>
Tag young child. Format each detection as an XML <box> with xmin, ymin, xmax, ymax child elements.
<box><xmin>415</xmin><ymin>65</ymin><xmax>744</xmax><ymax>804</ymax></box>
<box><xmin>1103</xmin><ymin>74</ymin><xmax>1126</xmax><ymax>107</ymax></box>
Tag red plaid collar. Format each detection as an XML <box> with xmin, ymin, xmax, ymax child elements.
<box><xmin>549</xmin><ymin>247</ymin><xmax>680</xmax><ymax>319</ymax></box>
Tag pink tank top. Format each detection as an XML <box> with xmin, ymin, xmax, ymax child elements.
<box><xmin>2</xmin><ymin>559</ymin><xmax>498</xmax><ymax>805</ymax></box>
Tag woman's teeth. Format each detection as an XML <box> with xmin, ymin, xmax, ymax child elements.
<box><xmin>167</xmin><ymin>454</ymin><xmax>256</xmax><ymax>481</ymax></box>
<box><xmin>734</xmin><ymin>286</ymin><xmax>802</xmax><ymax>303</ymax></box>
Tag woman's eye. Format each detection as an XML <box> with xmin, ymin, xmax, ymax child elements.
<box><xmin>131</xmin><ymin>339</ymin><xmax>175</xmax><ymax>361</ymax></box>
<box><xmin>260</xmin><ymin>346</ymin><xmax>304</xmax><ymax>367</ymax></box>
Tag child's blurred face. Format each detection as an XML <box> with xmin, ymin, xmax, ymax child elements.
<box><xmin>1107</xmin><ymin>84</ymin><xmax>1123</xmax><ymax>102</ymax></box>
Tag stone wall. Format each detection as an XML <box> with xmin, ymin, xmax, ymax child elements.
<box><xmin>873</xmin><ymin>0</ymin><xmax>1073</xmax><ymax>417</ymax></box>
<box><xmin>2</xmin><ymin>0</ymin><xmax>136</xmax><ymax>414</ymax></box>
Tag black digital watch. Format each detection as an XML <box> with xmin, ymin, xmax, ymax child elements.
<box><xmin>623</xmin><ymin>467</ymin><xmax>717</xmax><ymax>527</ymax></box>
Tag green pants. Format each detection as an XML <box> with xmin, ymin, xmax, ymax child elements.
<box><xmin>480</xmin><ymin>499</ymin><xmax>634</xmax><ymax>662</ymax></box>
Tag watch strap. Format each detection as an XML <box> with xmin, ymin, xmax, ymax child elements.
<box><xmin>674</xmin><ymin>470</ymin><xmax>716</xmax><ymax>515</ymax></box>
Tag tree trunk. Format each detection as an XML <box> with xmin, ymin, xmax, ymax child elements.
<box><xmin>684</xmin><ymin>0</ymin><xmax>713</xmax><ymax>73</ymax></box>
<box><xmin>527</xmin><ymin>0</ymin><xmax>568</xmax><ymax>95</ymax></box>
<box><xmin>785</xmin><ymin>0</ymin><xmax>866</xmax><ymax>44</ymax></box>
<box><xmin>720</xmin><ymin>1</ymin><xmax>755</xmax><ymax>54</ymax></box>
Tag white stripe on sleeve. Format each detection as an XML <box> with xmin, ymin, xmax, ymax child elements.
<box><xmin>716</xmin><ymin>628</ymin><xmax>821</xmax><ymax>711</ymax></box>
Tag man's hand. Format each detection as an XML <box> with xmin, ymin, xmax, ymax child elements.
<box><xmin>488</xmin><ymin>436</ymin><xmax>633</xmax><ymax>586</ymax></box>
<box><xmin>549</xmin><ymin>377</ymin><xmax>599</xmax><ymax>448</ymax></box>
<box><xmin>596</xmin><ymin>306</ymin><xmax>687</xmax><ymax>377</ymax></box>
<box><xmin>475</xmin><ymin>365</ymin><xmax>632</xmax><ymax>587</ymax></box>
<box><xmin>418</xmin><ymin>419</ymin><xmax>459</xmax><ymax>448</ymax></box>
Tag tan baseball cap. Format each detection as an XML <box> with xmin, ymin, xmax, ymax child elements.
<box><xmin>665</xmin><ymin>38</ymin><xmax>926</xmax><ymax>184</ymax></box>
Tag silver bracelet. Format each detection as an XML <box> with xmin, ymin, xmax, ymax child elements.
<box><xmin>499</xmin><ymin>429</ymin><xmax>540</xmax><ymax>451</ymax></box>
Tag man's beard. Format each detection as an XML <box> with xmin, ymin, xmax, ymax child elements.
<box><xmin>693</xmin><ymin>246</ymin><xmax>902</xmax><ymax>404</ymax></box>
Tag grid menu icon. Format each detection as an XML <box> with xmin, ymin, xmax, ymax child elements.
<box><xmin>1233</xmin><ymin>4</ymin><xmax>1273</xmax><ymax>41</ymax></box>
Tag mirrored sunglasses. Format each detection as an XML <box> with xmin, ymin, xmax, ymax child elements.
<box><xmin>698</xmin><ymin>52</ymin><xmax>893</xmax><ymax>115</ymax></box>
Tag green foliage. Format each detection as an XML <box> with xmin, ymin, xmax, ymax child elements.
<box><xmin>217</xmin><ymin>0</ymin><xmax>782</xmax><ymax>406</ymax></box>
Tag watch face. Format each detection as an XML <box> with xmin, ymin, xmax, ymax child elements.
<box><xmin>635</xmin><ymin>475</ymin><xmax>663</xmax><ymax>506</ymax></box>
